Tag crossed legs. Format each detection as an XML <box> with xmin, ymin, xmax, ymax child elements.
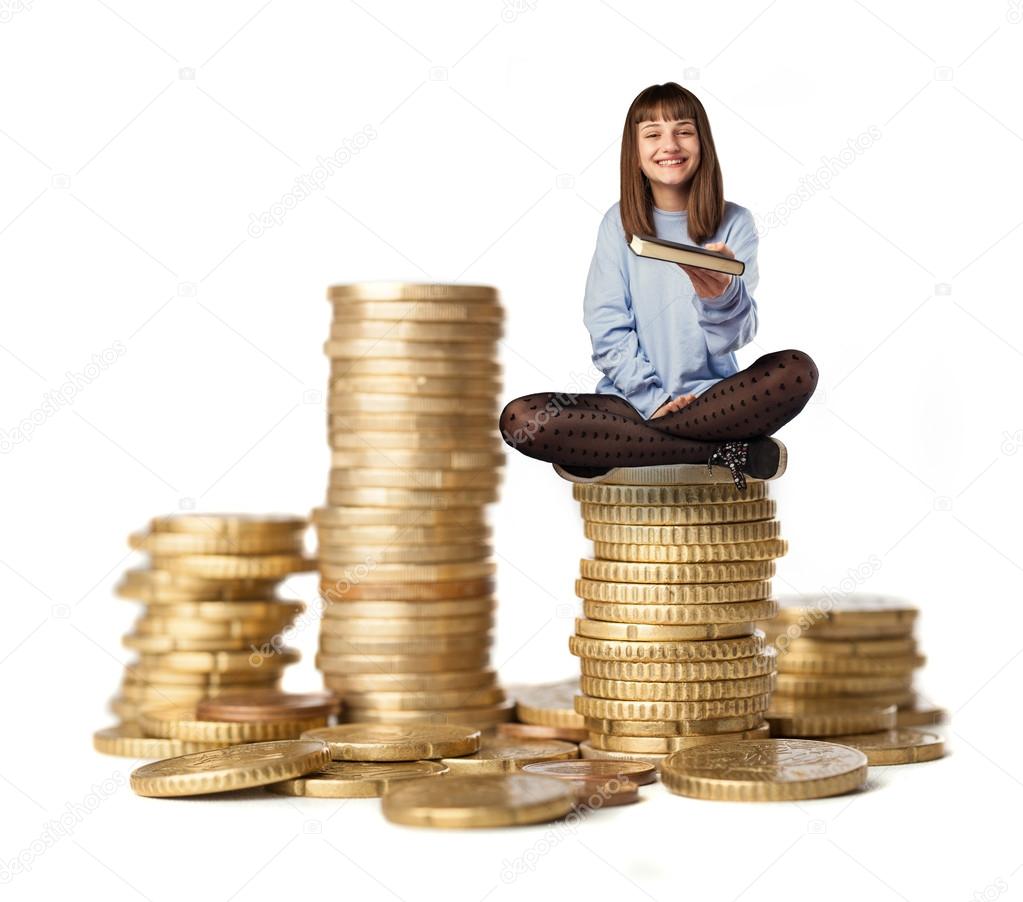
<box><xmin>498</xmin><ymin>349</ymin><xmax>818</xmax><ymax>469</ymax></box>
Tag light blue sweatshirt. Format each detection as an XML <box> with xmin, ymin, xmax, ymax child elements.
<box><xmin>583</xmin><ymin>200</ymin><xmax>760</xmax><ymax>419</ymax></box>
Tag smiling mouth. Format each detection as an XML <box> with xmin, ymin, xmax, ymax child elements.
<box><xmin>656</xmin><ymin>158</ymin><xmax>688</xmax><ymax>167</ymax></box>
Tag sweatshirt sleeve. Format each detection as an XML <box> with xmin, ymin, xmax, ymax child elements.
<box><xmin>690</xmin><ymin>207</ymin><xmax>760</xmax><ymax>357</ymax></box>
<box><xmin>583</xmin><ymin>213</ymin><xmax>671</xmax><ymax>419</ymax></box>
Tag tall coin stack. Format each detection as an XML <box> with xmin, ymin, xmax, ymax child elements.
<box><xmin>95</xmin><ymin>514</ymin><xmax>313</xmax><ymax>754</ymax></box>
<box><xmin>314</xmin><ymin>282</ymin><xmax>511</xmax><ymax>731</ymax></box>
<box><xmin>760</xmin><ymin>593</ymin><xmax>947</xmax><ymax>738</ymax></box>
<box><xmin>562</xmin><ymin>464</ymin><xmax>785</xmax><ymax>769</ymax></box>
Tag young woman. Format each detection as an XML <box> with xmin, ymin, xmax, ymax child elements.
<box><xmin>499</xmin><ymin>82</ymin><xmax>818</xmax><ymax>492</ymax></box>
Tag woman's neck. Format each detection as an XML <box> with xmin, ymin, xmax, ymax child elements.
<box><xmin>649</xmin><ymin>182</ymin><xmax>689</xmax><ymax>212</ymax></box>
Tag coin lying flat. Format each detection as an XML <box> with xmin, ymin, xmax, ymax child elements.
<box><xmin>196</xmin><ymin>691</ymin><xmax>339</xmax><ymax>723</ymax></box>
<box><xmin>496</xmin><ymin>723</ymin><xmax>589</xmax><ymax>743</ymax></box>
<box><xmin>827</xmin><ymin>729</ymin><xmax>944</xmax><ymax>765</ymax></box>
<box><xmin>93</xmin><ymin>724</ymin><xmax>223</xmax><ymax>759</ymax></box>
<box><xmin>513</xmin><ymin>679</ymin><xmax>585</xmax><ymax>728</ymax></box>
<box><xmin>895</xmin><ymin>701</ymin><xmax>947</xmax><ymax>727</ymax></box>
<box><xmin>139</xmin><ymin>705</ymin><xmax>328</xmax><ymax>742</ymax></box>
<box><xmin>521</xmin><ymin>758</ymin><xmax>657</xmax><ymax>787</ymax></box>
<box><xmin>300</xmin><ymin>723</ymin><xmax>481</xmax><ymax>761</ymax></box>
<box><xmin>440</xmin><ymin>737</ymin><xmax>579</xmax><ymax>774</ymax></box>
<box><xmin>662</xmin><ymin>738</ymin><xmax>869</xmax><ymax>801</ymax></box>
<box><xmin>767</xmin><ymin>705</ymin><xmax>898</xmax><ymax>738</ymax></box>
<box><xmin>588</xmin><ymin>724</ymin><xmax>771</xmax><ymax>753</ymax></box>
<box><xmin>266</xmin><ymin>760</ymin><xmax>449</xmax><ymax>798</ymax></box>
<box><xmin>381</xmin><ymin>773</ymin><xmax>577</xmax><ymax>828</ymax></box>
<box><xmin>130</xmin><ymin>740</ymin><xmax>331</xmax><ymax>797</ymax></box>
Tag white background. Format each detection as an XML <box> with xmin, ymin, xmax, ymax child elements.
<box><xmin>1</xmin><ymin>1</ymin><xmax>1021</xmax><ymax>899</ymax></box>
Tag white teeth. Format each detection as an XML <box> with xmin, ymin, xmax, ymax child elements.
<box><xmin>658</xmin><ymin>159</ymin><xmax>686</xmax><ymax>166</ymax></box>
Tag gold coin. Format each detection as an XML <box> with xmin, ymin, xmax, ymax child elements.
<box><xmin>774</xmin><ymin>673</ymin><xmax>915</xmax><ymax>697</ymax></box>
<box><xmin>580</xmin><ymin>673</ymin><xmax>776</xmax><ymax>702</ymax></box>
<box><xmin>139</xmin><ymin>705</ymin><xmax>329</xmax><ymax>742</ymax></box>
<box><xmin>769</xmin><ymin>691</ymin><xmax>914</xmax><ymax>711</ymax></box>
<box><xmin>327</xmin><ymin>282</ymin><xmax>500</xmax><ymax>302</ymax></box>
<box><xmin>123</xmin><ymin>634</ymin><xmax>261</xmax><ymax>653</ymax></box>
<box><xmin>774</xmin><ymin>653</ymin><xmax>925</xmax><ymax>676</ymax></box>
<box><xmin>496</xmin><ymin>723</ymin><xmax>589</xmax><ymax>743</ymax></box>
<box><xmin>318</xmin><ymin>544</ymin><xmax>491</xmax><ymax>565</ymax></box>
<box><xmin>440</xmin><ymin>737</ymin><xmax>579</xmax><ymax>774</ymax></box>
<box><xmin>318</xmin><ymin>577</ymin><xmax>495</xmax><ymax>602</ymax></box>
<box><xmin>315</xmin><ymin>651</ymin><xmax>490</xmax><ymax>674</ymax></box>
<box><xmin>326</xmin><ymin>487</ymin><xmax>497</xmax><ymax>509</ymax></box>
<box><xmin>330</xmin><ymin>357</ymin><xmax>502</xmax><ymax>379</ymax></box>
<box><xmin>584</xmin><ymin>520</ymin><xmax>781</xmax><ymax>545</ymax></box>
<box><xmin>569</xmin><ymin>632</ymin><xmax>765</xmax><ymax>662</ymax></box>
<box><xmin>92</xmin><ymin>724</ymin><xmax>224</xmax><ymax>758</ymax></box>
<box><xmin>318</xmin><ymin>633</ymin><xmax>491</xmax><ymax>656</ymax></box>
<box><xmin>330</xmin><ymin>429</ymin><xmax>500</xmax><ymax>451</ymax></box>
<box><xmin>343</xmin><ymin>699</ymin><xmax>514</xmax><ymax>727</ymax></box>
<box><xmin>581</xmin><ymin>598</ymin><xmax>778</xmax><ymax>625</ymax></box>
<box><xmin>576</xmin><ymin>742</ymin><xmax>668</xmax><ymax>768</ymax></box>
<box><xmin>150</xmin><ymin>553</ymin><xmax>312</xmax><ymax>580</ymax></box>
<box><xmin>661</xmin><ymin>738</ymin><xmax>868</xmax><ymax>801</ymax></box>
<box><xmin>116</xmin><ymin>569</ymin><xmax>279</xmax><ymax>602</ymax></box>
<box><xmin>300</xmin><ymin>723</ymin><xmax>480</xmax><ymax>760</ymax></box>
<box><xmin>773</xmin><ymin>593</ymin><xmax>918</xmax><ymax>625</ymax></box>
<box><xmin>343</xmin><ymin>686</ymin><xmax>505</xmax><ymax>711</ymax></box>
<box><xmin>584</xmin><ymin>714</ymin><xmax>767</xmax><ymax>736</ymax></box>
<box><xmin>124</xmin><ymin>664</ymin><xmax>280</xmax><ymax>686</ymax></box>
<box><xmin>562</xmin><ymin>461</ymin><xmax>764</xmax><ymax>486</ymax></box>
<box><xmin>895</xmin><ymin>700</ymin><xmax>947</xmax><ymax>727</ymax></box>
<box><xmin>267</xmin><ymin>760</ymin><xmax>449</xmax><ymax>797</ymax></box>
<box><xmin>329</xmin><ymin>320</ymin><xmax>501</xmax><ymax>343</ymax></box>
<box><xmin>319</xmin><ymin>614</ymin><xmax>493</xmax><ymax>638</ymax></box>
<box><xmin>575</xmin><ymin>578</ymin><xmax>772</xmax><ymax>605</ymax></box>
<box><xmin>130</xmin><ymin>739</ymin><xmax>331</xmax><ymax>797</ymax></box>
<box><xmin>575</xmin><ymin>618</ymin><xmax>755</xmax><ymax>642</ymax></box>
<box><xmin>381</xmin><ymin>773</ymin><xmax>576</xmax><ymax>829</ymax></box>
<box><xmin>520</xmin><ymin>758</ymin><xmax>657</xmax><ymax>786</ymax></box>
<box><xmin>129</xmin><ymin>529</ymin><xmax>304</xmax><ymax>556</ymax></box>
<box><xmin>588</xmin><ymin>724</ymin><xmax>771</xmax><ymax>753</ymax></box>
<box><xmin>133</xmin><ymin>616</ymin><xmax>294</xmax><ymax>640</ymax></box>
<box><xmin>318</xmin><ymin>528</ymin><xmax>491</xmax><ymax>550</ymax></box>
<box><xmin>579</xmin><ymin>558</ymin><xmax>775</xmax><ymax>585</ymax></box>
<box><xmin>574</xmin><ymin>482</ymin><xmax>768</xmax><ymax>505</ymax></box>
<box><xmin>322</xmin><ymin>598</ymin><xmax>495</xmax><ymax>620</ymax></box>
<box><xmin>580</xmin><ymin>498</ymin><xmax>777</xmax><ymax>526</ymax></box>
<box><xmin>328</xmin><ymin>450</ymin><xmax>504</xmax><ymax>471</ymax></box>
<box><xmin>138</xmin><ymin>648</ymin><xmax>299</xmax><ymax>674</ymax></box>
<box><xmin>328</xmin><ymin>376</ymin><xmax>501</xmax><ymax>400</ymax></box>
<box><xmin>324</xmin><ymin>669</ymin><xmax>496</xmax><ymax>694</ymax></box>
<box><xmin>579</xmin><ymin>650</ymin><xmax>777</xmax><ymax>682</ymax></box>
<box><xmin>139</xmin><ymin>601</ymin><xmax>305</xmax><ymax>621</ymax></box>
<box><xmin>512</xmin><ymin>679</ymin><xmax>585</xmax><ymax>728</ymax></box>
<box><xmin>574</xmin><ymin>694</ymin><xmax>770</xmax><ymax>722</ymax></box>
<box><xmin>119</xmin><ymin>680</ymin><xmax>277</xmax><ymax>704</ymax></box>
<box><xmin>319</xmin><ymin>560</ymin><xmax>495</xmax><ymax>583</ymax></box>
<box><xmin>148</xmin><ymin>514</ymin><xmax>306</xmax><ymax>535</ymax></box>
<box><xmin>313</xmin><ymin>505</ymin><xmax>489</xmax><ymax>529</ymax></box>
<box><xmin>593</xmin><ymin>538</ymin><xmax>787</xmax><ymax>564</ymax></box>
<box><xmin>827</xmin><ymin>728</ymin><xmax>944</xmax><ymax>765</ymax></box>
<box><xmin>324</xmin><ymin>339</ymin><xmax>496</xmax><ymax>361</ymax></box>
<box><xmin>767</xmin><ymin>705</ymin><xmax>898</xmax><ymax>737</ymax></box>
<box><xmin>328</xmin><ymin>467</ymin><xmax>499</xmax><ymax>490</ymax></box>
<box><xmin>329</xmin><ymin>394</ymin><xmax>497</xmax><ymax>416</ymax></box>
<box><xmin>329</xmin><ymin>298</ymin><xmax>503</xmax><ymax>321</ymax></box>
<box><xmin>766</xmin><ymin>620</ymin><xmax>914</xmax><ymax>640</ymax></box>
<box><xmin>770</xmin><ymin>636</ymin><xmax>918</xmax><ymax>658</ymax></box>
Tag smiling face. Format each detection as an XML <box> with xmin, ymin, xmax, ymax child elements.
<box><xmin>637</xmin><ymin>114</ymin><xmax>701</xmax><ymax>202</ymax></box>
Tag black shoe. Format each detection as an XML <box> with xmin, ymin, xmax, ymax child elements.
<box><xmin>707</xmin><ymin>438</ymin><xmax>787</xmax><ymax>492</ymax></box>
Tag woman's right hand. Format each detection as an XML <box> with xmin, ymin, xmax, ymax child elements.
<box><xmin>650</xmin><ymin>394</ymin><xmax>697</xmax><ymax>418</ymax></box>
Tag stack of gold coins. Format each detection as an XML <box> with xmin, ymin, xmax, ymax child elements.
<box><xmin>314</xmin><ymin>282</ymin><xmax>510</xmax><ymax>730</ymax></box>
<box><xmin>760</xmin><ymin>593</ymin><xmax>947</xmax><ymax>740</ymax></box>
<box><xmin>103</xmin><ymin>513</ymin><xmax>313</xmax><ymax>730</ymax></box>
<box><xmin>561</xmin><ymin>464</ymin><xmax>785</xmax><ymax>769</ymax></box>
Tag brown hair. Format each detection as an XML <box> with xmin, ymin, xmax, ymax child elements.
<box><xmin>619</xmin><ymin>83</ymin><xmax>724</xmax><ymax>246</ymax></box>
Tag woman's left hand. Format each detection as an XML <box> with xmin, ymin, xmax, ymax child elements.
<box><xmin>677</xmin><ymin>241</ymin><xmax>735</xmax><ymax>299</ymax></box>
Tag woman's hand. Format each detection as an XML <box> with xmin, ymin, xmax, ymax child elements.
<box><xmin>650</xmin><ymin>394</ymin><xmax>697</xmax><ymax>419</ymax></box>
<box><xmin>677</xmin><ymin>241</ymin><xmax>735</xmax><ymax>299</ymax></box>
